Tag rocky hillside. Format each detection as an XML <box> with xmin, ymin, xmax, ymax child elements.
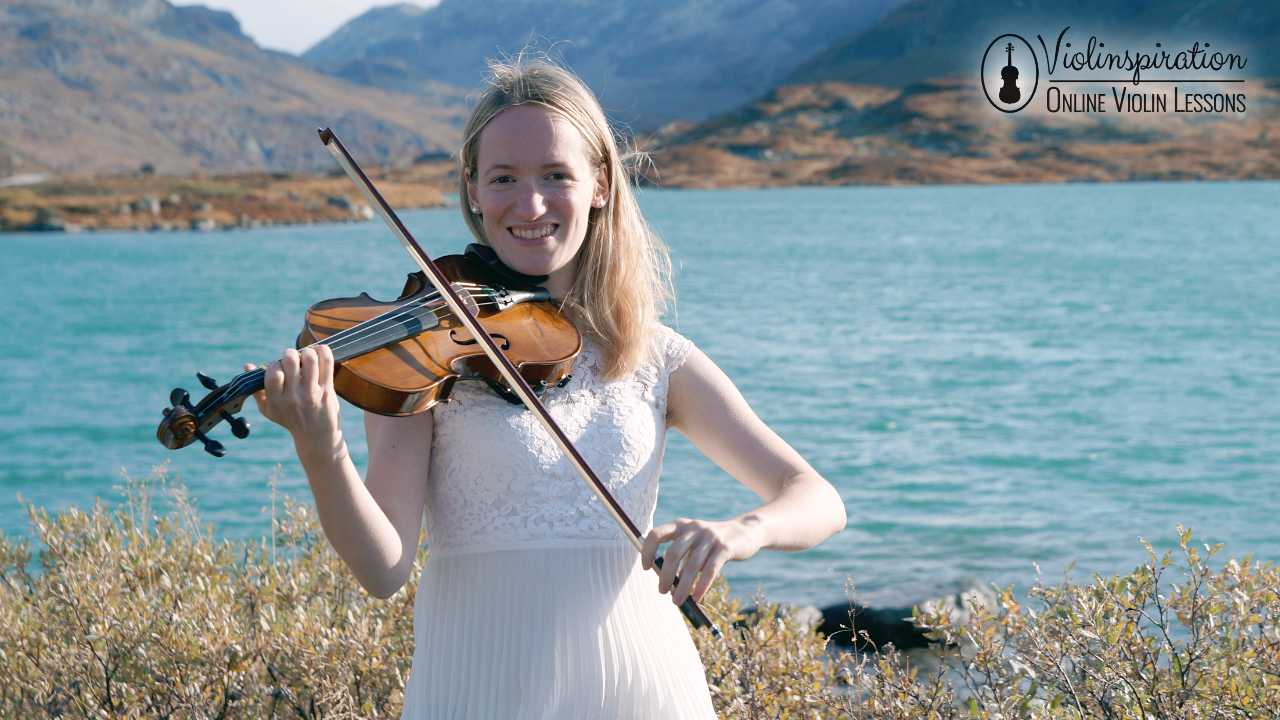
<box><xmin>0</xmin><ymin>0</ymin><xmax>469</xmax><ymax>175</ymax></box>
<box><xmin>302</xmin><ymin>0</ymin><xmax>904</xmax><ymax>129</ymax></box>
<box><xmin>644</xmin><ymin>78</ymin><xmax>1280</xmax><ymax>187</ymax></box>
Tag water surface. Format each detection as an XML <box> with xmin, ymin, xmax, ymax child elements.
<box><xmin>2</xmin><ymin>181</ymin><xmax>1276</xmax><ymax>607</ymax></box>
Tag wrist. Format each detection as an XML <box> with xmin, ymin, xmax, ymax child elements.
<box><xmin>733</xmin><ymin>513</ymin><xmax>771</xmax><ymax>554</ymax></box>
<box><xmin>293</xmin><ymin>430</ymin><xmax>348</xmax><ymax>469</ymax></box>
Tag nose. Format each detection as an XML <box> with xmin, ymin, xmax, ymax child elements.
<box><xmin>513</xmin><ymin>182</ymin><xmax>547</xmax><ymax>219</ymax></box>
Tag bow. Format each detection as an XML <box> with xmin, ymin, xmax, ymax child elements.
<box><xmin>318</xmin><ymin>127</ymin><xmax>723</xmax><ymax>639</ymax></box>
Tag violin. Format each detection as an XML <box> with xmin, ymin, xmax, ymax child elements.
<box><xmin>156</xmin><ymin>243</ymin><xmax>580</xmax><ymax>457</ymax></box>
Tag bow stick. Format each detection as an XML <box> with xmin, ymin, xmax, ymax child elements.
<box><xmin>318</xmin><ymin>128</ymin><xmax>723</xmax><ymax>639</ymax></box>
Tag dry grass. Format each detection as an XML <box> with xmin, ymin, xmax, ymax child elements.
<box><xmin>2</xmin><ymin>466</ymin><xmax>1277</xmax><ymax>718</ymax></box>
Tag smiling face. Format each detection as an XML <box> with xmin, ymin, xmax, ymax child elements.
<box><xmin>465</xmin><ymin>104</ymin><xmax>608</xmax><ymax>299</ymax></box>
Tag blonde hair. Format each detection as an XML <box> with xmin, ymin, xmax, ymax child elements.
<box><xmin>459</xmin><ymin>57</ymin><xmax>674</xmax><ymax>381</ymax></box>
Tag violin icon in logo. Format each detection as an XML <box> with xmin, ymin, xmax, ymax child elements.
<box><xmin>999</xmin><ymin>43</ymin><xmax>1021</xmax><ymax>104</ymax></box>
<box><xmin>981</xmin><ymin>34</ymin><xmax>1038</xmax><ymax>113</ymax></box>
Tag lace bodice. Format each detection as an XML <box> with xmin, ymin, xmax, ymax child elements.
<box><xmin>423</xmin><ymin>324</ymin><xmax>694</xmax><ymax>555</ymax></box>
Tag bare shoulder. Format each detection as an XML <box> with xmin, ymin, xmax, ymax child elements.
<box><xmin>666</xmin><ymin>343</ymin><xmax>742</xmax><ymax>432</ymax></box>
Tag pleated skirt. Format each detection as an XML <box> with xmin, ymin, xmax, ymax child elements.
<box><xmin>400</xmin><ymin>541</ymin><xmax>718</xmax><ymax>720</ymax></box>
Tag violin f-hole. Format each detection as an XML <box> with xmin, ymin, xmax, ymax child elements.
<box><xmin>451</xmin><ymin>328</ymin><xmax>511</xmax><ymax>350</ymax></box>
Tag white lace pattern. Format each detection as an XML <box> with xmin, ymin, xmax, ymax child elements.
<box><xmin>424</xmin><ymin>324</ymin><xmax>693</xmax><ymax>556</ymax></box>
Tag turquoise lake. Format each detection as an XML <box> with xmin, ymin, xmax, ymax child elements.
<box><xmin>1</xmin><ymin>181</ymin><xmax>1276</xmax><ymax>608</ymax></box>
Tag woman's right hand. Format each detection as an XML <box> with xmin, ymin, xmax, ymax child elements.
<box><xmin>245</xmin><ymin>345</ymin><xmax>343</xmax><ymax>458</ymax></box>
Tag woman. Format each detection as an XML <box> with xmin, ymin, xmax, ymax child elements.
<box><xmin>249</xmin><ymin>59</ymin><xmax>846</xmax><ymax>718</ymax></box>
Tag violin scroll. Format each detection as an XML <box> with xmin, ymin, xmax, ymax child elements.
<box><xmin>157</xmin><ymin>371</ymin><xmax>258</xmax><ymax>456</ymax></box>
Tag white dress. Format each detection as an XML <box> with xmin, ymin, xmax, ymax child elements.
<box><xmin>400</xmin><ymin>324</ymin><xmax>718</xmax><ymax>719</ymax></box>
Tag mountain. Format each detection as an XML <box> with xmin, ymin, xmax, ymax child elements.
<box><xmin>299</xmin><ymin>3</ymin><xmax>430</xmax><ymax>89</ymax></box>
<box><xmin>643</xmin><ymin>77</ymin><xmax>1279</xmax><ymax>187</ymax></box>
<box><xmin>787</xmin><ymin>0</ymin><xmax>1280</xmax><ymax>86</ymax></box>
<box><xmin>0</xmin><ymin>0</ymin><xmax>470</xmax><ymax>175</ymax></box>
<box><xmin>64</xmin><ymin>0</ymin><xmax>258</xmax><ymax>53</ymax></box>
<box><xmin>302</xmin><ymin>0</ymin><xmax>905</xmax><ymax>130</ymax></box>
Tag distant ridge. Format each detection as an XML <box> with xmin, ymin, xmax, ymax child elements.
<box><xmin>787</xmin><ymin>0</ymin><xmax>1280</xmax><ymax>87</ymax></box>
<box><xmin>644</xmin><ymin>77</ymin><xmax>1280</xmax><ymax>187</ymax></box>
<box><xmin>1</xmin><ymin>0</ymin><xmax>469</xmax><ymax>175</ymax></box>
<box><xmin>302</xmin><ymin>0</ymin><xmax>906</xmax><ymax>129</ymax></box>
<box><xmin>302</xmin><ymin>3</ymin><xmax>430</xmax><ymax>61</ymax></box>
<box><xmin>44</xmin><ymin>0</ymin><xmax>258</xmax><ymax>52</ymax></box>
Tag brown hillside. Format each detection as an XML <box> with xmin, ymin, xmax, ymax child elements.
<box><xmin>0</xmin><ymin>1</ymin><xmax>467</xmax><ymax>175</ymax></box>
<box><xmin>645</xmin><ymin>79</ymin><xmax>1280</xmax><ymax>187</ymax></box>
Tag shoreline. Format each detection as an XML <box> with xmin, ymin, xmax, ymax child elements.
<box><xmin>5</xmin><ymin>164</ymin><xmax>1276</xmax><ymax>234</ymax></box>
<box><xmin>0</xmin><ymin>160</ymin><xmax>457</xmax><ymax>234</ymax></box>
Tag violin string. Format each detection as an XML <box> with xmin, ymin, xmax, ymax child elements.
<box><xmin>320</xmin><ymin>292</ymin><xmax>503</xmax><ymax>357</ymax></box>
<box><xmin>315</xmin><ymin>296</ymin><xmax>506</xmax><ymax>370</ymax></box>
<box><xmin>207</xmin><ymin>286</ymin><xmax>505</xmax><ymax>410</ymax></box>
<box><xmin>326</xmin><ymin>291</ymin><xmax>492</xmax><ymax>352</ymax></box>
<box><xmin>315</xmin><ymin>282</ymin><xmax>489</xmax><ymax>352</ymax></box>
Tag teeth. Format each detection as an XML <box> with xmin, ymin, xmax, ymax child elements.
<box><xmin>511</xmin><ymin>224</ymin><xmax>556</xmax><ymax>240</ymax></box>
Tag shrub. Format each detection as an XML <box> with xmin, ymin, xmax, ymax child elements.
<box><xmin>0</xmin><ymin>467</ymin><xmax>418</xmax><ymax>717</ymax></box>
<box><xmin>693</xmin><ymin>534</ymin><xmax>1280</xmax><ymax>719</ymax></box>
<box><xmin>2</xmin><ymin>467</ymin><xmax>1277</xmax><ymax>718</ymax></box>
<box><xmin>901</xmin><ymin>528</ymin><xmax>1280</xmax><ymax>719</ymax></box>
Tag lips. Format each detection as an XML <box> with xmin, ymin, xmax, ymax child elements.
<box><xmin>509</xmin><ymin>223</ymin><xmax>558</xmax><ymax>240</ymax></box>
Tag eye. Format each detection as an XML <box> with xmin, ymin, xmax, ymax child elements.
<box><xmin>547</xmin><ymin>171</ymin><xmax>571</xmax><ymax>181</ymax></box>
<box><xmin>489</xmin><ymin>175</ymin><xmax>514</xmax><ymax>185</ymax></box>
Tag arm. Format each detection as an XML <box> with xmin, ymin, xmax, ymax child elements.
<box><xmin>640</xmin><ymin>344</ymin><xmax>846</xmax><ymax>605</ymax></box>
<box><xmin>248</xmin><ymin>345</ymin><xmax>432</xmax><ymax>599</ymax></box>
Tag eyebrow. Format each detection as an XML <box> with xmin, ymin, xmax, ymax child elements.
<box><xmin>485</xmin><ymin>162</ymin><xmax>571</xmax><ymax>172</ymax></box>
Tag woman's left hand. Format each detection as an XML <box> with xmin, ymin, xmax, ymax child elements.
<box><xmin>641</xmin><ymin>517</ymin><xmax>766</xmax><ymax>605</ymax></box>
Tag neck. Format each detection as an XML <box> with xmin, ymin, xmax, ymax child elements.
<box><xmin>544</xmin><ymin>258</ymin><xmax>578</xmax><ymax>301</ymax></box>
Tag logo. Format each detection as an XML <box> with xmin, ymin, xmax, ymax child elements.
<box><xmin>981</xmin><ymin>34</ymin><xmax>1038</xmax><ymax>113</ymax></box>
<box><xmin>979</xmin><ymin>28</ymin><xmax>1248</xmax><ymax>115</ymax></box>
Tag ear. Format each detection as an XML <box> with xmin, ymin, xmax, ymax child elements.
<box><xmin>465</xmin><ymin>178</ymin><xmax>479</xmax><ymax>213</ymax></box>
<box><xmin>592</xmin><ymin>165</ymin><xmax>609</xmax><ymax>208</ymax></box>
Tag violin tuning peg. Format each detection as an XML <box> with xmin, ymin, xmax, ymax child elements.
<box><xmin>197</xmin><ymin>372</ymin><xmax>219</xmax><ymax>390</ymax></box>
<box><xmin>222</xmin><ymin>411</ymin><xmax>251</xmax><ymax>439</ymax></box>
<box><xmin>169</xmin><ymin>387</ymin><xmax>191</xmax><ymax>408</ymax></box>
<box><xmin>194</xmin><ymin>428</ymin><xmax>225</xmax><ymax>457</ymax></box>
